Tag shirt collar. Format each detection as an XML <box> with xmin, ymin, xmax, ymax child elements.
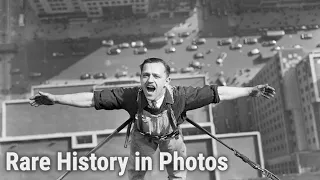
<box><xmin>140</xmin><ymin>87</ymin><xmax>174</xmax><ymax>108</ymax></box>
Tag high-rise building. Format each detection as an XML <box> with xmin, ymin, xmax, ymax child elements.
<box><xmin>248</xmin><ymin>48</ymin><xmax>309</xmax><ymax>175</ymax></box>
<box><xmin>27</xmin><ymin>0</ymin><xmax>194</xmax><ymax>20</ymax></box>
<box><xmin>212</xmin><ymin>67</ymin><xmax>262</xmax><ymax>134</ymax></box>
<box><xmin>294</xmin><ymin>51</ymin><xmax>320</xmax><ymax>151</ymax></box>
<box><xmin>214</xmin><ymin>48</ymin><xmax>320</xmax><ymax>175</ymax></box>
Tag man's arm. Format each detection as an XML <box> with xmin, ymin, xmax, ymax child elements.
<box><xmin>218</xmin><ymin>84</ymin><xmax>275</xmax><ymax>101</ymax></box>
<box><xmin>54</xmin><ymin>92</ymin><xmax>94</xmax><ymax>108</ymax></box>
<box><xmin>182</xmin><ymin>84</ymin><xmax>275</xmax><ymax>111</ymax></box>
<box><xmin>29</xmin><ymin>91</ymin><xmax>95</xmax><ymax>108</ymax></box>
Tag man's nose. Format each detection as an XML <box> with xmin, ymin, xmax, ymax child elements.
<box><xmin>147</xmin><ymin>75</ymin><xmax>155</xmax><ymax>82</ymax></box>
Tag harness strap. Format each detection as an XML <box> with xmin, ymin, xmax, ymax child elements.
<box><xmin>123</xmin><ymin>85</ymin><xmax>179</xmax><ymax>148</ymax></box>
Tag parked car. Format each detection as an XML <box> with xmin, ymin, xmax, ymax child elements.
<box><xmin>166</xmin><ymin>32</ymin><xmax>176</xmax><ymax>38</ymax></box>
<box><xmin>107</xmin><ymin>48</ymin><xmax>121</xmax><ymax>55</ymax></box>
<box><xmin>189</xmin><ymin>61</ymin><xmax>203</xmax><ymax>69</ymax></box>
<box><xmin>193</xmin><ymin>52</ymin><xmax>204</xmax><ymax>59</ymax></box>
<box><xmin>80</xmin><ymin>73</ymin><xmax>92</xmax><ymax>80</ymax></box>
<box><xmin>216</xmin><ymin>52</ymin><xmax>227</xmax><ymax>66</ymax></box>
<box><xmin>218</xmin><ymin>38</ymin><xmax>232</xmax><ymax>46</ymax></box>
<box><xmin>244</xmin><ymin>38</ymin><xmax>258</xmax><ymax>44</ymax></box>
<box><xmin>115</xmin><ymin>71</ymin><xmax>128</xmax><ymax>78</ymax></box>
<box><xmin>181</xmin><ymin>67</ymin><xmax>195</xmax><ymax>73</ymax></box>
<box><xmin>172</xmin><ymin>38</ymin><xmax>183</xmax><ymax>45</ymax></box>
<box><xmin>165</xmin><ymin>47</ymin><xmax>176</xmax><ymax>53</ymax></box>
<box><xmin>192</xmin><ymin>38</ymin><xmax>206</xmax><ymax>45</ymax></box>
<box><xmin>186</xmin><ymin>45</ymin><xmax>198</xmax><ymax>51</ymax></box>
<box><xmin>262</xmin><ymin>40</ymin><xmax>277</xmax><ymax>47</ymax></box>
<box><xmin>118</xmin><ymin>42</ymin><xmax>130</xmax><ymax>49</ymax></box>
<box><xmin>300</xmin><ymin>33</ymin><xmax>312</xmax><ymax>39</ymax></box>
<box><xmin>131</xmin><ymin>41</ymin><xmax>144</xmax><ymax>48</ymax></box>
<box><xmin>179</xmin><ymin>32</ymin><xmax>190</xmax><ymax>37</ymax></box>
<box><xmin>249</xmin><ymin>48</ymin><xmax>260</xmax><ymax>56</ymax></box>
<box><xmin>134</xmin><ymin>47</ymin><xmax>148</xmax><ymax>54</ymax></box>
<box><xmin>93</xmin><ymin>72</ymin><xmax>107</xmax><ymax>79</ymax></box>
<box><xmin>230</xmin><ymin>43</ymin><xmax>242</xmax><ymax>50</ymax></box>
<box><xmin>101</xmin><ymin>40</ymin><xmax>114</xmax><ymax>46</ymax></box>
<box><xmin>170</xmin><ymin>67</ymin><xmax>178</xmax><ymax>74</ymax></box>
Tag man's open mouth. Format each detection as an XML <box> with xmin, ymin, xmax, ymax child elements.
<box><xmin>146</xmin><ymin>85</ymin><xmax>156</xmax><ymax>92</ymax></box>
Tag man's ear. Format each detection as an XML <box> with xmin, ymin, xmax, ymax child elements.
<box><xmin>165</xmin><ymin>77</ymin><xmax>171</xmax><ymax>86</ymax></box>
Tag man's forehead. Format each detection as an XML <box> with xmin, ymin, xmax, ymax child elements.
<box><xmin>142</xmin><ymin>63</ymin><xmax>166</xmax><ymax>73</ymax></box>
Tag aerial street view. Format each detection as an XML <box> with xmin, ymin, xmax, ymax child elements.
<box><xmin>1</xmin><ymin>0</ymin><xmax>320</xmax><ymax>180</ymax></box>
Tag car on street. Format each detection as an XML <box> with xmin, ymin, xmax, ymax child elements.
<box><xmin>272</xmin><ymin>46</ymin><xmax>281</xmax><ymax>51</ymax></box>
<box><xmin>262</xmin><ymin>40</ymin><xmax>277</xmax><ymax>47</ymax></box>
<box><xmin>134</xmin><ymin>47</ymin><xmax>148</xmax><ymax>54</ymax></box>
<box><xmin>193</xmin><ymin>52</ymin><xmax>204</xmax><ymax>59</ymax></box>
<box><xmin>181</xmin><ymin>67</ymin><xmax>195</xmax><ymax>73</ymax></box>
<box><xmin>115</xmin><ymin>71</ymin><xmax>128</xmax><ymax>78</ymax></box>
<box><xmin>101</xmin><ymin>40</ymin><xmax>114</xmax><ymax>46</ymax></box>
<box><xmin>80</xmin><ymin>73</ymin><xmax>92</xmax><ymax>80</ymax></box>
<box><xmin>170</xmin><ymin>67</ymin><xmax>178</xmax><ymax>74</ymax></box>
<box><xmin>192</xmin><ymin>38</ymin><xmax>206</xmax><ymax>45</ymax></box>
<box><xmin>186</xmin><ymin>45</ymin><xmax>198</xmax><ymax>51</ymax></box>
<box><xmin>179</xmin><ymin>32</ymin><xmax>190</xmax><ymax>37</ymax></box>
<box><xmin>218</xmin><ymin>38</ymin><xmax>232</xmax><ymax>46</ymax></box>
<box><xmin>131</xmin><ymin>41</ymin><xmax>144</xmax><ymax>48</ymax></box>
<box><xmin>230</xmin><ymin>43</ymin><xmax>242</xmax><ymax>50</ymax></box>
<box><xmin>165</xmin><ymin>47</ymin><xmax>176</xmax><ymax>53</ymax></box>
<box><xmin>93</xmin><ymin>72</ymin><xmax>107</xmax><ymax>79</ymax></box>
<box><xmin>189</xmin><ymin>61</ymin><xmax>203</xmax><ymax>69</ymax></box>
<box><xmin>249</xmin><ymin>48</ymin><xmax>260</xmax><ymax>56</ymax></box>
<box><xmin>216</xmin><ymin>52</ymin><xmax>227</xmax><ymax>66</ymax></box>
<box><xmin>166</xmin><ymin>32</ymin><xmax>176</xmax><ymax>38</ymax></box>
<box><xmin>118</xmin><ymin>42</ymin><xmax>130</xmax><ymax>49</ymax></box>
<box><xmin>244</xmin><ymin>38</ymin><xmax>258</xmax><ymax>44</ymax></box>
<box><xmin>300</xmin><ymin>33</ymin><xmax>312</xmax><ymax>39</ymax></box>
<box><xmin>172</xmin><ymin>38</ymin><xmax>184</xmax><ymax>45</ymax></box>
<box><xmin>107</xmin><ymin>48</ymin><xmax>121</xmax><ymax>55</ymax></box>
<box><xmin>293</xmin><ymin>44</ymin><xmax>302</xmax><ymax>48</ymax></box>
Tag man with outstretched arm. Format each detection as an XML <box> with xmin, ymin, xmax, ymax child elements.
<box><xmin>29</xmin><ymin>57</ymin><xmax>275</xmax><ymax>180</ymax></box>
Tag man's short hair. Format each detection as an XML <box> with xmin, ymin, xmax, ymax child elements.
<box><xmin>140</xmin><ymin>57</ymin><xmax>171</xmax><ymax>77</ymax></box>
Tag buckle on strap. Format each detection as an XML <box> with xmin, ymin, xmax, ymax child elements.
<box><xmin>138</xmin><ymin>129</ymin><xmax>180</xmax><ymax>141</ymax></box>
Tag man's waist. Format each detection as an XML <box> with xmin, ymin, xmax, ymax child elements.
<box><xmin>135</xmin><ymin>127</ymin><xmax>180</xmax><ymax>141</ymax></box>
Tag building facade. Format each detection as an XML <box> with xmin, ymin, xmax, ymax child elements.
<box><xmin>204</xmin><ymin>0</ymin><xmax>320</xmax><ymax>11</ymax></box>
<box><xmin>28</xmin><ymin>0</ymin><xmax>150</xmax><ymax>19</ymax></box>
<box><xmin>27</xmin><ymin>0</ymin><xmax>194</xmax><ymax>20</ymax></box>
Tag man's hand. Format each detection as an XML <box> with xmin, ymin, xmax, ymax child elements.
<box><xmin>29</xmin><ymin>91</ymin><xmax>56</xmax><ymax>107</ymax></box>
<box><xmin>249</xmin><ymin>84</ymin><xmax>275</xmax><ymax>99</ymax></box>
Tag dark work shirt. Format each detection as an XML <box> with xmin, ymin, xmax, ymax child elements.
<box><xmin>93</xmin><ymin>85</ymin><xmax>220</xmax><ymax>124</ymax></box>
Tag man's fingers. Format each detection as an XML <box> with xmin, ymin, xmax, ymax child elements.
<box><xmin>265</xmin><ymin>88</ymin><xmax>276</xmax><ymax>94</ymax></box>
<box><xmin>266</xmin><ymin>86</ymin><xmax>276</xmax><ymax>93</ymax></box>
<box><xmin>262</xmin><ymin>93</ymin><xmax>270</xmax><ymax>99</ymax></box>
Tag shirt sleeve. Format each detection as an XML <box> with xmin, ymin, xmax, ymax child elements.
<box><xmin>93</xmin><ymin>87</ymin><xmax>138</xmax><ymax>110</ymax></box>
<box><xmin>181</xmin><ymin>85</ymin><xmax>220</xmax><ymax>111</ymax></box>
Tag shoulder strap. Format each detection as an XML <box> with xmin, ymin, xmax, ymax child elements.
<box><xmin>124</xmin><ymin>87</ymin><xmax>142</xmax><ymax>148</ymax></box>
